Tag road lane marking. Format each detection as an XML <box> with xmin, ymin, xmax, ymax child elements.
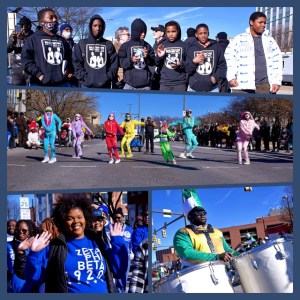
<box><xmin>272</xmin><ymin>166</ymin><xmax>293</xmax><ymax>169</ymax></box>
<box><xmin>204</xmin><ymin>166</ymin><xmax>239</xmax><ymax>169</ymax></box>
<box><xmin>7</xmin><ymin>164</ymin><xmax>26</xmax><ymax>167</ymax></box>
<box><xmin>59</xmin><ymin>166</ymin><xmax>97</xmax><ymax>168</ymax></box>
<box><xmin>132</xmin><ymin>166</ymin><xmax>170</xmax><ymax>169</ymax></box>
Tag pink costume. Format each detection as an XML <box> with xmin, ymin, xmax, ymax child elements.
<box><xmin>236</xmin><ymin>111</ymin><xmax>260</xmax><ymax>164</ymax></box>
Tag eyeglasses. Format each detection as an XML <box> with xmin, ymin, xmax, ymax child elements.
<box><xmin>193</xmin><ymin>211</ymin><xmax>207</xmax><ymax>217</ymax></box>
<box><xmin>16</xmin><ymin>229</ymin><xmax>28</xmax><ymax>234</ymax></box>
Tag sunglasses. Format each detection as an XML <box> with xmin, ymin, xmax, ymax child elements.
<box><xmin>16</xmin><ymin>229</ymin><xmax>28</xmax><ymax>234</ymax></box>
<box><xmin>114</xmin><ymin>216</ymin><xmax>122</xmax><ymax>220</ymax></box>
<box><xmin>193</xmin><ymin>211</ymin><xmax>207</xmax><ymax>217</ymax></box>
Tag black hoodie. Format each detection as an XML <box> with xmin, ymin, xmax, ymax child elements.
<box><xmin>186</xmin><ymin>38</ymin><xmax>227</xmax><ymax>92</ymax></box>
<box><xmin>118</xmin><ymin>18</ymin><xmax>155</xmax><ymax>88</ymax></box>
<box><xmin>155</xmin><ymin>21</ymin><xmax>188</xmax><ymax>86</ymax></box>
<box><xmin>21</xmin><ymin>26</ymin><xmax>72</xmax><ymax>86</ymax></box>
<box><xmin>72</xmin><ymin>15</ymin><xmax>118</xmax><ymax>88</ymax></box>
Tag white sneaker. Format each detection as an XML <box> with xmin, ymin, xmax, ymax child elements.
<box><xmin>109</xmin><ymin>158</ymin><xmax>114</xmax><ymax>164</ymax></box>
<box><xmin>48</xmin><ymin>157</ymin><xmax>57</xmax><ymax>164</ymax></box>
<box><xmin>179</xmin><ymin>152</ymin><xmax>187</xmax><ymax>158</ymax></box>
<box><xmin>238</xmin><ymin>161</ymin><xmax>242</xmax><ymax>165</ymax></box>
<box><xmin>243</xmin><ymin>161</ymin><xmax>251</xmax><ymax>165</ymax></box>
<box><xmin>115</xmin><ymin>159</ymin><xmax>121</xmax><ymax>164</ymax></box>
<box><xmin>187</xmin><ymin>153</ymin><xmax>195</xmax><ymax>159</ymax></box>
<box><xmin>42</xmin><ymin>156</ymin><xmax>50</xmax><ymax>163</ymax></box>
<box><xmin>172</xmin><ymin>159</ymin><xmax>177</xmax><ymax>164</ymax></box>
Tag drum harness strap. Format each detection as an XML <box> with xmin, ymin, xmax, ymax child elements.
<box><xmin>187</xmin><ymin>224</ymin><xmax>219</xmax><ymax>285</ymax></box>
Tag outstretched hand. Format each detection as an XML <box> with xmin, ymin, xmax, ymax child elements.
<box><xmin>18</xmin><ymin>237</ymin><xmax>35</xmax><ymax>251</ymax></box>
<box><xmin>30</xmin><ymin>231</ymin><xmax>52</xmax><ymax>252</ymax></box>
<box><xmin>110</xmin><ymin>222</ymin><xmax>125</xmax><ymax>237</ymax></box>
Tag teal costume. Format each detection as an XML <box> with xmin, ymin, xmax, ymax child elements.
<box><xmin>155</xmin><ymin>123</ymin><xmax>176</xmax><ymax>163</ymax></box>
<box><xmin>171</xmin><ymin>111</ymin><xmax>200</xmax><ymax>156</ymax></box>
<box><xmin>182</xmin><ymin>115</ymin><xmax>198</xmax><ymax>152</ymax></box>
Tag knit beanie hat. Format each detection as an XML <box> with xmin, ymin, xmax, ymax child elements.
<box><xmin>216</xmin><ymin>31</ymin><xmax>227</xmax><ymax>40</ymax></box>
<box><xmin>182</xmin><ymin>189</ymin><xmax>204</xmax><ymax>218</ymax></box>
<box><xmin>60</xmin><ymin>23</ymin><xmax>72</xmax><ymax>33</ymax></box>
<box><xmin>186</xmin><ymin>27</ymin><xmax>196</xmax><ymax>37</ymax></box>
<box><xmin>18</xmin><ymin>16</ymin><xmax>31</xmax><ymax>26</ymax></box>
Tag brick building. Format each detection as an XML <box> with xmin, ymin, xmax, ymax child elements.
<box><xmin>220</xmin><ymin>213</ymin><xmax>292</xmax><ymax>249</ymax></box>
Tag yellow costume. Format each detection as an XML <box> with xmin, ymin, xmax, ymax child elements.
<box><xmin>120</xmin><ymin>119</ymin><xmax>145</xmax><ymax>157</ymax></box>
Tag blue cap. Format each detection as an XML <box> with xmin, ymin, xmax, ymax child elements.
<box><xmin>99</xmin><ymin>205</ymin><xmax>109</xmax><ymax>216</ymax></box>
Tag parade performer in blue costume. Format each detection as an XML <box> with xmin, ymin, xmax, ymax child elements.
<box><xmin>171</xmin><ymin>110</ymin><xmax>200</xmax><ymax>159</ymax></box>
<box><xmin>154</xmin><ymin>120</ymin><xmax>176</xmax><ymax>164</ymax></box>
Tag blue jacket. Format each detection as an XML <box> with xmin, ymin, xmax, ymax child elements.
<box><xmin>24</xmin><ymin>230</ymin><xmax>128</xmax><ymax>293</ymax></box>
<box><xmin>131</xmin><ymin>225</ymin><xmax>148</xmax><ymax>254</ymax></box>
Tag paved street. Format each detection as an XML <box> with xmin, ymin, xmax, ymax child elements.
<box><xmin>277</xmin><ymin>85</ymin><xmax>293</xmax><ymax>95</ymax></box>
<box><xmin>7</xmin><ymin>139</ymin><xmax>293</xmax><ymax>192</ymax></box>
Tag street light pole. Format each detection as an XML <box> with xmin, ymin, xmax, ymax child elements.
<box><xmin>138</xmin><ymin>94</ymin><xmax>141</xmax><ymax>120</ymax></box>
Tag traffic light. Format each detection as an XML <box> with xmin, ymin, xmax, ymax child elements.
<box><xmin>153</xmin><ymin>234</ymin><xmax>157</xmax><ymax>243</ymax></box>
<box><xmin>152</xmin><ymin>243</ymin><xmax>157</xmax><ymax>250</ymax></box>
<box><xmin>157</xmin><ymin>238</ymin><xmax>161</xmax><ymax>245</ymax></box>
<box><xmin>162</xmin><ymin>228</ymin><xmax>167</xmax><ymax>238</ymax></box>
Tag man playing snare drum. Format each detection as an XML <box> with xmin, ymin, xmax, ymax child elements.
<box><xmin>174</xmin><ymin>189</ymin><xmax>239</xmax><ymax>265</ymax></box>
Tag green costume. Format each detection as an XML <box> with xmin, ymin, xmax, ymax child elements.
<box><xmin>155</xmin><ymin>126</ymin><xmax>175</xmax><ymax>163</ymax></box>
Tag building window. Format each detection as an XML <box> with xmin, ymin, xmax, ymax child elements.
<box><xmin>121</xmin><ymin>194</ymin><xmax>128</xmax><ymax>204</ymax></box>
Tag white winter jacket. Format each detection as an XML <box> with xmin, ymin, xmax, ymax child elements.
<box><xmin>225</xmin><ymin>28</ymin><xmax>282</xmax><ymax>91</ymax></box>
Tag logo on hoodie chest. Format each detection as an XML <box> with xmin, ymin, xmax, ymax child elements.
<box><xmin>131</xmin><ymin>46</ymin><xmax>146</xmax><ymax>70</ymax></box>
<box><xmin>41</xmin><ymin>39</ymin><xmax>65</xmax><ymax>65</ymax></box>
<box><xmin>194</xmin><ymin>50</ymin><xmax>214</xmax><ymax>75</ymax></box>
<box><xmin>85</xmin><ymin>44</ymin><xmax>107</xmax><ymax>69</ymax></box>
<box><xmin>164</xmin><ymin>47</ymin><xmax>182</xmax><ymax>69</ymax></box>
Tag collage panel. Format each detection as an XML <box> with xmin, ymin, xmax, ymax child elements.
<box><xmin>7</xmin><ymin>6</ymin><xmax>293</xmax><ymax>96</ymax></box>
<box><xmin>7</xmin><ymin>90</ymin><xmax>293</xmax><ymax>192</ymax></box>
<box><xmin>7</xmin><ymin>191</ymin><xmax>149</xmax><ymax>293</ymax></box>
<box><xmin>151</xmin><ymin>186</ymin><xmax>293</xmax><ymax>293</ymax></box>
<box><xmin>5</xmin><ymin>4</ymin><xmax>294</xmax><ymax>297</ymax></box>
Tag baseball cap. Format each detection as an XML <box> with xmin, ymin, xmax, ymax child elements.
<box><xmin>151</xmin><ymin>25</ymin><xmax>165</xmax><ymax>33</ymax></box>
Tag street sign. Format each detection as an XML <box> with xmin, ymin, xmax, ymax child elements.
<box><xmin>20</xmin><ymin>208</ymin><xmax>31</xmax><ymax>220</ymax></box>
<box><xmin>20</xmin><ymin>197</ymin><xmax>29</xmax><ymax>209</ymax></box>
<box><xmin>163</xmin><ymin>209</ymin><xmax>172</xmax><ymax>218</ymax></box>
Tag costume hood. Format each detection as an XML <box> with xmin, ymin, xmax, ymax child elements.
<box><xmin>240</xmin><ymin>111</ymin><xmax>254</xmax><ymax>120</ymax></box>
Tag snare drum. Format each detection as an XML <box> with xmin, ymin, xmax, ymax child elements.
<box><xmin>153</xmin><ymin>261</ymin><xmax>234</xmax><ymax>293</ymax></box>
<box><xmin>232</xmin><ymin>238</ymin><xmax>293</xmax><ymax>293</ymax></box>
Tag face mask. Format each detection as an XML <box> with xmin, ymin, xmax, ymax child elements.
<box><xmin>62</xmin><ymin>31</ymin><xmax>71</xmax><ymax>39</ymax></box>
<box><xmin>44</xmin><ymin>21</ymin><xmax>58</xmax><ymax>33</ymax></box>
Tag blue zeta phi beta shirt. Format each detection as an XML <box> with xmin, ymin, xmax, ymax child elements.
<box><xmin>65</xmin><ymin>237</ymin><xmax>108</xmax><ymax>293</ymax></box>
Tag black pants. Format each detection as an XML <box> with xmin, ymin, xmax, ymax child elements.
<box><xmin>145</xmin><ymin>132</ymin><xmax>154</xmax><ymax>152</ymax></box>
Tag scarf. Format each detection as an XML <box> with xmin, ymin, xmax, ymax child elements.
<box><xmin>44</xmin><ymin>112</ymin><xmax>53</xmax><ymax>127</ymax></box>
